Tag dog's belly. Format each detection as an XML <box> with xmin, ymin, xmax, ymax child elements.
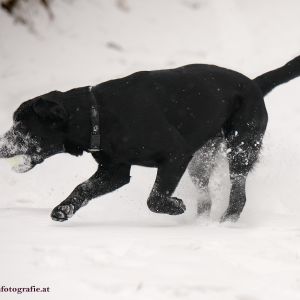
<box><xmin>131</xmin><ymin>160</ymin><xmax>159</xmax><ymax>168</ymax></box>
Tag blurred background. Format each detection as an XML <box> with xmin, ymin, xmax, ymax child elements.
<box><xmin>0</xmin><ymin>1</ymin><xmax>300</xmax><ymax>299</ymax></box>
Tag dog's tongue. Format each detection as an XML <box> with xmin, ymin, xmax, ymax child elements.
<box><xmin>7</xmin><ymin>155</ymin><xmax>32</xmax><ymax>173</ymax></box>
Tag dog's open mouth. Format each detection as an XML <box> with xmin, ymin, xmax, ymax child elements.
<box><xmin>7</xmin><ymin>155</ymin><xmax>34</xmax><ymax>173</ymax></box>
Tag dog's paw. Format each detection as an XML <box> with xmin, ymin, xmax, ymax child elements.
<box><xmin>197</xmin><ymin>200</ymin><xmax>212</xmax><ymax>216</ymax></box>
<box><xmin>148</xmin><ymin>196</ymin><xmax>186</xmax><ymax>215</ymax></box>
<box><xmin>51</xmin><ymin>204</ymin><xmax>74</xmax><ymax>222</ymax></box>
<box><xmin>167</xmin><ymin>197</ymin><xmax>186</xmax><ymax>215</ymax></box>
<box><xmin>220</xmin><ymin>211</ymin><xmax>240</xmax><ymax>223</ymax></box>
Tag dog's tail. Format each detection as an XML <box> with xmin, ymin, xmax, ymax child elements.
<box><xmin>254</xmin><ymin>55</ymin><xmax>300</xmax><ymax>97</ymax></box>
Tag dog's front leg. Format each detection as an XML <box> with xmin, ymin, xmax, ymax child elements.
<box><xmin>147</xmin><ymin>154</ymin><xmax>191</xmax><ymax>215</ymax></box>
<box><xmin>51</xmin><ymin>163</ymin><xmax>131</xmax><ymax>222</ymax></box>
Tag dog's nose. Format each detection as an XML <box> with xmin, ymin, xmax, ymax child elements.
<box><xmin>0</xmin><ymin>130</ymin><xmax>21</xmax><ymax>158</ymax></box>
<box><xmin>0</xmin><ymin>136</ymin><xmax>11</xmax><ymax>158</ymax></box>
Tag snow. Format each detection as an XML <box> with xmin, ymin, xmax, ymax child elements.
<box><xmin>0</xmin><ymin>0</ymin><xmax>300</xmax><ymax>299</ymax></box>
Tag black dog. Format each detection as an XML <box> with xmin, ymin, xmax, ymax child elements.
<box><xmin>0</xmin><ymin>56</ymin><xmax>299</xmax><ymax>222</ymax></box>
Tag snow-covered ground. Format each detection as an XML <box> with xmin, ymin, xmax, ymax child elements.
<box><xmin>0</xmin><ymin>0</ymin><xmax>300</xmax><ymax>299</ymax></box>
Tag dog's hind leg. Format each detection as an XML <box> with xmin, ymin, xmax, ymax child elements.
<box><xmin>220</xmin><ymin>93</ymin><xmax>268</xmax><ymax>222</ymax></box>
<box><xmin>188</xmin><ymin>137</ymin><xmax>223</xmax><ymax>216</ymax></box>
<box><xmin>51</xmin><ymin>162</ymin><xmax>131</xmax><ymax>222</ymax></box>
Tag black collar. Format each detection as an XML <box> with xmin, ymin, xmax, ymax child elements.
<box><xmin>88</xmin><ymin>86</ymin><xmax>101</xmax><ymax>152</ymax></box>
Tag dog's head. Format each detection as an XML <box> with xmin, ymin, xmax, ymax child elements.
<box><xmin>0</xmin><ymin>91</ymin><xmax>68</xmax><ymax>172</ymax></box>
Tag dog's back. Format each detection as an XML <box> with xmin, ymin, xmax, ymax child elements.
<box><xmin>96</xmin><ymin>64</ymin><xmax>263</xmax><ymax>153</ymax></box>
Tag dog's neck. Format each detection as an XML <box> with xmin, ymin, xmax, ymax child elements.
<box><xmin>61</xmin><ymin>86</ymin><xmax>100</xmax><ymax>156</ymax></box>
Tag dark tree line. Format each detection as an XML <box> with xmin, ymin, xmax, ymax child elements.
<box><xmin>1</xmin><ymin>0</ymin><xmax>53</xmax><ymax>30</ymax></box>
<box><xmin>0</xmin><ymin>0</ymin><xmax>130</xmax><ymax>29</ymax></box>
<box><xmin>1</xmin><ymin>0</ymin><xmax>51</xmax><ymax>14</ymax></box>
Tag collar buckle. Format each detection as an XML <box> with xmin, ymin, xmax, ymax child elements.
<box><xmin>88</xmin><ymin>134</ymin><xmax>101</xmax><ymax>152</ymax></box>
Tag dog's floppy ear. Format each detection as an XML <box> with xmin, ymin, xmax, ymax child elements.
<box><xmin>33</xmin><ymin>97</ymin><xmax>68</xmax><ymax>127</ymax></box>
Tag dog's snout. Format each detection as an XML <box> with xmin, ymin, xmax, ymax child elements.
<box><xmin>0</xmin><ymin>128</ymin><xmax>26</xmax><ymax>158</ymax></box>
<box><xmin>0</xmin><ymin>133</ymin><xmax>16</xmax><ymax>158</ymax></box>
